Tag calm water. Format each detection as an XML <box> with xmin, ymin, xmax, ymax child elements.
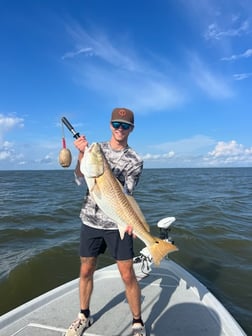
<box><xmin>0</xmin><ymin>168</ymin><xmax>251</xmax><ymax>335</ymax></box>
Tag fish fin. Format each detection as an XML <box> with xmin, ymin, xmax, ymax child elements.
<box><xmin>85</xmin><ymin>177</ymin><xmax>96</xmax><ymax>192</ymax></box>
<box><xmin>91</xmin><ymin>180</ymin><xmax>104</xmax><ymax>199</ymax></box>
<box><xmin>148</xmin><ymin>238</ymin><xmax>178</xmax><ymax>265</ymax></box>
<box><xmin>118</xmin><ymin>226</ymin><xmax>125</xmax><ymax>240</ymax></box>
<box><xmin>125</xmin><ymin>194</ymin><xmax>150</xmax><ymax>232</ymax></box>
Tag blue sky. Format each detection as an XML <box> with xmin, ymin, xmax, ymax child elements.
<box><xmin>0</xmin><ymin>0</ymin><xmax>251</xmax><ymax>170</ymax></box>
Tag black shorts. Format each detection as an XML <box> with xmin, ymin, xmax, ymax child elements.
<box><xmin>79</xmin><ymin>224</ymin><xmax>134</xmax><ymax>261</ymax></box>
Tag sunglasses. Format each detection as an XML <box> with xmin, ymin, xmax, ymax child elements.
<box><xmin>111</xmin><ymin>121</ymin><xmax>131</xmax><ymax>130</ymax></box>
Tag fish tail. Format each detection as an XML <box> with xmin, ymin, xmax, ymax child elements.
<box><xmin>148</xmin><ymin>238</ymin><xmax>178</xmax><ymax>265</ymax></box>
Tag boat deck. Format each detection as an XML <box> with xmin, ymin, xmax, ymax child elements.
<box><xmin>0</xmin><ymin>259</ymin><xmax>246</xmax><ymax>336</ymax></box>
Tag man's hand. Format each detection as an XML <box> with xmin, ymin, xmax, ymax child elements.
<box><xmin>74</xmin><ymin>135</ymin><xmax>88</xmax><ymax>177</ymax></box>
<box><xmin>74</xmin><ymin>135</ymin><xmax>88</xmax><ymax>153</ymax></box>
<box><xmin>125</xmin><ymin>226</ymin><xmax>136</xmax><ymax>238</ymax></box>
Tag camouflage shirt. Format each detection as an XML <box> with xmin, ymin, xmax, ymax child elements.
<box><xmin>76</xmin><ymin>141</ymin><xmax>143</xmax><ymax>230</ymax></box>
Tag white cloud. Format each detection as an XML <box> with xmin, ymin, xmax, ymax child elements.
<box><xmin>141</xmin><ymin>135</ymin><xmax>217</xmax><ymax>167</ymax></box>
<box><xmin>205</xmin><ymin>140</ymin><xmax>252</xmax><ymax>165</ymax></box>
<box><xmin>233</xmin><ymin>73</ymin><xmax>252</xmax><ymax>80</ymax></box>
<box><xmin>0</xmin><ymin>114</ymin><xmax>59</xmax><ymax>169</ymax></box>
<box><xmin>141</xmin><ymin>137</ymin><xmax>252</xmax><ymax>168</ymax></box>
<box><xmin>0</xmin><ymin>114</ymin><xmax>24</xmax><ymax>164</ymax></box>
<box><xmin>221</xmin><ymin>48</ymin><xmax>252</xmax><ymax>61</ymax></box>
<box><xmin>62</xmin><ymin>47</ymin><xmax>94</xmax><ymax>60</ymax></box>
<box><xmin>0</xmin><ymin>114</ymin><xmax>24</xmax><ymax>140</ymax></box>
<box><xmin>39</xmin><ymin>154</ymin><xmax>55</xmax><ymax>165</ymax></box>
<box><xmin>208</xmin><ymin>140</ymin><xmax>250</xmax><ymax>157</ymax></box>
<box><xmin>0</xmin><ymin>141</ymin><xmax>14</xmax><ymax>161</ymax></box>
<box><xmin>205</xmin><ymin>20</ymin><xmax>249</xmax><ymax>40</ymax></box>
<box><xmin>142</xmin><ymin>151</ymin><xmax>175</xmax><ymax>161</ymax></box>
<box><xmin>0</xmin><ymin>150</ymin><xmax>11</xmax><ymax>160</ymax></box>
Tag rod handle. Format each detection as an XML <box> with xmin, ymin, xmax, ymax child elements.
<box><xmin>61</xmin><ymin>117</ymin><xmax>80</xmax><ymax>139</ymax></box>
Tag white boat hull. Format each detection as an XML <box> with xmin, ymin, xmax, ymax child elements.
<box><xmin>0</xmin><ymin>258</ymin><xmax>246</xmax><ymax>335</ymax></box>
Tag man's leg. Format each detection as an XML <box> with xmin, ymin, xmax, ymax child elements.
<box><xmin>117</xmin><ymin>259</ymin><xmax>141</xmax><ymax>319</ymax></box>
<box><xmin>79</xmin><ymin>256</ymin><xmax>97</xmax><ymax>311</ymax></box>
<box><xmin>105</xmin><ymin>229</ymin><xmax>145</xmax><ymax>335</ymax></box>
<box><xmin>117</xmin><ymin>260</ymin><xmax>145</xmax><ymax>335</ymax></box>
<box><xmin>65</xmin><ymin>257</ymin><xmax>96</xmax><ymax>336</ymax></box>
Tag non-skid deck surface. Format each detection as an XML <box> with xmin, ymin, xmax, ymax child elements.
<box><xmin>0</xmin><ymin>260</ymin><xmax>245</xmax><ymax>336</ymax></box>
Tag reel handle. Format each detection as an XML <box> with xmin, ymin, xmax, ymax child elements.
<box><xmin>61</xmin><ymin>117</ymin><xmax>80</xmax><ymax>139</ymax></box>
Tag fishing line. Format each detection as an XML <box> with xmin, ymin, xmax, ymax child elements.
<box><xmin>61</xmin><ymin>121</ymin><xmax>66</xmax><ymax>149</ymax></box>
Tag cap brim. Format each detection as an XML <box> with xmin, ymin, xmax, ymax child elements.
<box><xmin>111</xmin><ymin>119</ymin><xmax>134</xmax><ymax>126</ymax></box>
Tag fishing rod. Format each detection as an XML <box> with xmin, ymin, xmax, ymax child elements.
<box><xmin>61</xmin><ymin>117</ymin><xmax>80</xmax><ymax>139</ymax></box>
<box><xmin>59</xmin><ymin>116</ymin><xmax>81</xmax><ymax>168</ymax></box>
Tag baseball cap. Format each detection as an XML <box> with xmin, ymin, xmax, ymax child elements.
<box><xmin>111</xmin><ymin>108</ymin><xmax>134</xmax><ymax>126</ymax></box>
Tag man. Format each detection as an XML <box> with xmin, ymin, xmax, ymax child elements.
<box><xmin>66</xmin><ymin>108</ymin><xmax>145</xmax><ymax>336</ymax></box>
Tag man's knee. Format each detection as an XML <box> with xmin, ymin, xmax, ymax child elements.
<box><xmin>122</xmin><ymin>270</ymin><xmax>136</xmax><ymax>285</ymax></box>
<box><xmin>80</xmin><ymin>257</ymin><xmax>96</xmax><ymax>279</ymax></box>
<box><xmin>117</xmin><ymin>261</ymin><xmax>136</xmax><ymax>285</ymax></box>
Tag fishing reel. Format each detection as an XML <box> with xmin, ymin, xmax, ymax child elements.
<box><xmin>58</xmin><ymin>117</ymin><xmax>80</xmax><ymax>168</ymax></box>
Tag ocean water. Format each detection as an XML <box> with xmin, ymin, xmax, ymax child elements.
<box><xmin>0</xmin><ymin>168</ymin><xmax>251</xmax><ymax>335</ymax></box>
